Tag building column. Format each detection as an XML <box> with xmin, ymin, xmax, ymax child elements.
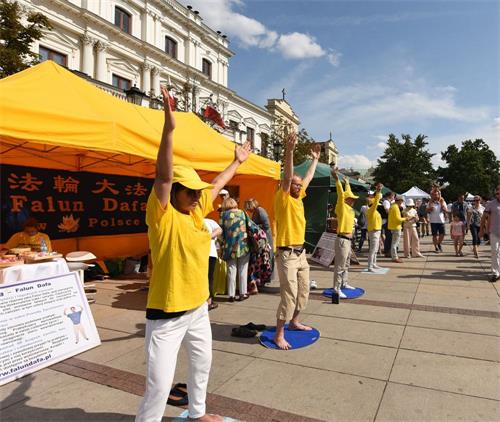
<box><xmin>94</xmin><ymin>41</ymin><xmax>108</xmax><ymax>83</ymax></box>
<box><xmin>141</xmin><ymin>63</ymin><xmax>151</xmax><ymax>94</ymax></box>
<box><xmin>80</xmin><ymin>33</ymin><xmax>94</xmax><ymax>77</ymax></box>
<box><xmin>151</xmin><ymin>66</ymin><xmax>160</xmax><ymax>96</ymax></box>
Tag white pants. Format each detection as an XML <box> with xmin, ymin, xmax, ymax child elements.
<box><xmin>368</xmin><ymin>230</ymin><xmax>381</xmax><ymax>269</ymax></box>
<box><xmin>491</xmin><ymin>233</ymin><xmax>500</xmax><ymax>277</ymax></box>
<box><xmin>391</xmin><ymin>229</ymin><xmax>402</xmax><ymax>260</ymax></box>
<box><xmin>226</xmin><ymin>254</ymin><xmax>250</xmax><ymax>297</ymax></box>
<box><xmin>136</xmin><ymin>304</ymin><xmax>212</xmax><ymax>422</ymax></box>
<box><xmin>333</xmin><ymin>237</ymin><xmax>351</xmax><ymax>291</ymax></box>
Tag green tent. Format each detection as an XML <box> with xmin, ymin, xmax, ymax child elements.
<box><xmin>294</xmin><ymin>161</ymin><xmax>372</xmax><ymax>251</ymax></box>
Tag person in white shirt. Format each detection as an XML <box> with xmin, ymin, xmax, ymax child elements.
<box><xmin>204</xmin><ymin>218</ymin><xmax>222</xmax><ymax>310</ymax></box>
<box><xmin>427</xmin><ymin>188</ymin><xmax>448</xmax><ymax>253</ymax></box>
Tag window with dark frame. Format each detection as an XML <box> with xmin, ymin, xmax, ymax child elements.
<box><xmin>115</xmin><ymin>7</ymin><xmax>132</xmax><ymax>34</ymax></box>
<box><xmin>260</xmin><ymin>133</ymin><xmax>269</xmax><ymax>157</ymax></box>
<box><xmin>39</xmin><ymin>46</ymin><xmax>67</xmax><ymax>66</ymax></box>
<box><xmin>112</xmin><ymin>74</ymin><xmax>132</xmax><ymax>91</ymax></box>
<box><xmin>202</xmin><ymin>58</ymin><xmax>212</xmax><ymax>78</ymax></box>
<box><xmin>246</xmin><ymin>127</ymin><xmax>255</xmax><ymax>149</ymax></box>
<box><xmin>165</xmin><ymin>36</ymin><xmax>178</xmax><ymax>58</ymax></box>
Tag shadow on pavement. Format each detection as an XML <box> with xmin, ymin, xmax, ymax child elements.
<box><xmin>1</xmin><ymin>375</ymin><xmax>182</xmax><ymax>421</ymax></box>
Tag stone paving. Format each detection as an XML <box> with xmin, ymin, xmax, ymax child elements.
<box><xmin>1</xmin><ymin>236</ymin><xmax>499</xmax><ymax>421</ymax></box>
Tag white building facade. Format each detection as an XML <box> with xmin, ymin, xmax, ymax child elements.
<box><xmin>22</xmin><ymin>0</ymin><xmax>273</xmax><ymax>153</ymax></box>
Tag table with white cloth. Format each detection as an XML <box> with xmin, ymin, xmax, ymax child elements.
<box><xmin>0</xmin><ymin>258</ymin><xmax>70</xmax><ymax>284</ymax></box>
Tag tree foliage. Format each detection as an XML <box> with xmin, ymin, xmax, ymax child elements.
<box><xmin>0</xmin><ymin>1</ymin><xmax>51</xmax><ymax>78</ymax></box>
<box><xmin>438</xmin><ymin>139</ymin><xmax>500</xmax><ymax>200</ymax></box>
<box><xmin>372</xmin><ymin>134</ymin><xmax>436</xmax><ymax>193</ymax></box>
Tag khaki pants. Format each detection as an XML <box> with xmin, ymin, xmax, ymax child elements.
<box><xmin>333</xmin><ymin>237</ymin><xmax>351</xmax><ymax>290</ymax></box>
<box><xmin>276</xmin><ymin>249</ymin><xmax>310</xmax><ymax>321</ymax></box>
<box><xmin>403</xmin><ymin>225</ymin><xmax>420</xmax><ymax>257</ymax></box>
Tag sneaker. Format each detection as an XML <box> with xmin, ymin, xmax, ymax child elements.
<box><xmin>338</xmin><ymin>289</ymin><xmax>347</xmax><ymax>299</ymax></box>
<box><xmin>310</xmin><ymin>280</ymin><xmax>318</xmax><ymax>289</ymax></box>
<box><xmin>342</xmin><ymin>283</ymin><xmax>356</xmax><ymax>290</ymax></box>
<box><xmin>489</xmin><ymin>274</ymin><xmax>499</xmax><ymax>283</ymax></box>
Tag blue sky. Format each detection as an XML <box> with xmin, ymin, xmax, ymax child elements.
<box><xmin>181</xmin><ymin>1</ymin><xmax>499</xmax><ymax>169</ymax></box>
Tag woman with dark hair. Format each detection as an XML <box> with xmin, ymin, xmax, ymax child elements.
<box><xmin>136</xmin><ymin>87</ymin><xmax>251</xmax><ymax>422</ymax></box>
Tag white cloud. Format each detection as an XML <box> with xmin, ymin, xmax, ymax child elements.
<box><xmin>277</xmin><ymin>32</ymin><xmax>325</xmax><ymax>59</ymax></box>
<box><xmin>179</xmin><ymin>1</ymin><xmax>338</xmax><ymax>64</ymax></box>
<box><xmin>338</xmin><ymin>154</ymin><xmax>375</xmax><ymax>169</ymax></box>
<box><xmin>376</xmin><ymin>142</ymin><xmax>386</xmax><ymax>149</ymax></box>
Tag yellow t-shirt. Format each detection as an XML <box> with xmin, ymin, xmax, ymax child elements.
<box><xmin>367</xmin><ymin>191</ymin><xmax>382</xmax><ymax>232</ymax></box>
<box><xmin>5</xmin><ymin>232</ymin><xmax>52</xmax><ymax>252</ymax></box>
<box><xmin>274</xmin><ymin>188</ymin><xmax>306</xmax><ymax>247</ymax></box>
<box><xmin>388</xmin><ymin>203</ymin><xmax>406</xmax><ymax>230</ymax></box>
<box><xmin>146</xmin><ymin>188</ymin><xmax>213</xmax><ymax>312</ymax></box>
<box><xmin>335</xmin><ymin>179</ymin><xmax>355</xmax><ymax>234</ymax></box>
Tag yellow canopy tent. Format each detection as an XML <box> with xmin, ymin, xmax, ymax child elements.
<box><xmin>0</xmin><ymin>61</ymin><xmax>280</xmax><ymax>258</ymax></box>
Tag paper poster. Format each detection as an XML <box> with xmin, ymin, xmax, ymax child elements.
<box><xmin>310</xmin><ymin>232</ymin><xmax>337</xmax><ymax>267</ymax></box>
<box><xmin>0</xmin><ymin>272</ymin><xmax>100</xmax><ymax>385</ymax></box>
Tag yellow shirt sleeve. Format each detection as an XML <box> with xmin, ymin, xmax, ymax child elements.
<box><xmin>5</xmin><ymin>232</ymin><xmax>22</xmax><ymax>250</ymax></box>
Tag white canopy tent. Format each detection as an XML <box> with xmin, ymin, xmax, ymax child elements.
<box><xmin>402</xmin><ymin>186</ymin><xmax>431</xmax><ymax>201</ymax></box>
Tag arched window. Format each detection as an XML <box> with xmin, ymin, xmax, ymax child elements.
<box><xmin>202</xmin><ymin>58</ymin><xmax>212</xmax><ymax>79</ymax></box>
<box><xmin>165</xmin><ymin>36</ymin><xmax>177</xmax><ymax>58</ymax></box>
<box><xmin>115</xmin><ymin>7</ymin><xmax>132</xmax><ymax>34</ymax></box>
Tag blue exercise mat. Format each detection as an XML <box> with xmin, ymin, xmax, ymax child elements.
<box><xmin>259</xmin><ymin>324</ymin><xmax>320</xmax><ymax>350</ymax></box>
<box><xmin>362</xmin><ymin>267</ymin><xmax>389</xmax><ymax>275</ymax></box>
<box><xmin>322</xmin><ymin>287</ymin><xmax>365</xmax><ymax>299</ymax></box>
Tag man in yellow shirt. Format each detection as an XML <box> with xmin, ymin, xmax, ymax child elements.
<box><xmin>367</xmin><ymin>183</ymin><xmax>383</xmax><ymax>272</ymax></box>
<box><xmin>388</xmin><ymin>196</ymin><xmax>407</xmax><ymax>263</ymax></box>
<box><xmin>273</xmin><ymin>131</ymin><xmax>320</xmax><ymax>350</ymax></box>
<box><xmin>136</xmin><ymin>87</ymin><xmax>251</xmax><ymax>422</ymax></box>
<box><xmin>331</xmin><ymin>167</ymin><xmax>359</xmax><ymax>304</ymax></box>
<box><xmin>4</xmin><ymin>217</ymin><xmax>52</xmax><ymax>252</ymax></box>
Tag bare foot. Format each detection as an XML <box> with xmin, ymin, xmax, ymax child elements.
<box><xmin>273</xmin><ymin>335</ymin><xmax>291</xmax><ymax>350</ymax></box>
<box><xmin>188</xmin><ymin>414</ymin><xmax>224</xmax><ymax>422</ymax></box>
<box><xmin>289</xmin><ymin>321</ymin><xmax>312</xmax><ymax>331</ymax></box>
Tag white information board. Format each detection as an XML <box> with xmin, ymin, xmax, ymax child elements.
<box><xmin>310</xmin><ymin>232</ymin><xmax>337</xmax><ymax>267</ymax></box>
<box><xmin>0</xmin><ymin>272</ymin><xmax>101</xmax><ymax>385</ymax></box>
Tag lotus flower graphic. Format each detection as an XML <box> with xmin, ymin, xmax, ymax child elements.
<box><xmin>58</xmin><ymin>214</ymin><xmax>80</xmax><ymax>233</ymax></box>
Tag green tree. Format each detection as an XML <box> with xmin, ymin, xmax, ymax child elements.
<box><xmin>0</xmin><ymin>1</ymin><xmax>51</xmax><ymax>78</ymax></box>
<box><xmin>438</xmin><ymin>139</ymin><xmax>500</xmax><ymax>200</ymax></box>
<box><xmin>373</xmin><ymin>134</ymin><xmax>436</xmax><ymax>193</ymax></box>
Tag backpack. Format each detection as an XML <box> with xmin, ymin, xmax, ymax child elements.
<box><xmin>245</xmin><ymin>214</ymin><xmax>273</xmax><ymax>285</ymax></box>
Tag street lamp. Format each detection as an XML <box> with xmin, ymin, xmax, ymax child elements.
<box><xmin>125</xmin><ymin>85</ymin><xmax>146</xmax><ymax>105</ymax></box>
<box><xmin>273</xmin><ymin>139</ymin><xmax>282</xmax><ymax>161</ymax></box>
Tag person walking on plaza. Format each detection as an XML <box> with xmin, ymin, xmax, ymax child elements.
<box><xmin>467</xmin><ymin>196</ymin><xmax>484</xmax><ymax>258</ymax></box>
<box><xmin>388</xmin><ymin>196</ymin><xmax>407</xmax><ymax>263</ymax></box>
<box><xmin>427</xmin><ymin>189</ymin><xmax>448</xmax><ymax>253</ymax></box>
<box><xmin>417</xmin><ymin>198</ymin><xmax>430</xmax><ymax>237</ymax></box>
<box><xmin>382</xmin><ymin>191</ymin><xmax>394</xmax><ymax>257</ymax></box>
<box><xmin>367</xmin><ymin>183</ymin><xmax>383</xmax><ymax>272</ymax></box>
<box><xmin>450</xmin><ymin>213</ymin><xmax>466</xmax><ymax>256</ymax></box>
<box><xmin>204</xmin><ymin>218</ymin><xmax>222</xmax><ymax>310</ymax></box>
<box><xmin>403</xmin><ymin>199</ymin><xmax>423</xmax><ymax>258</ymax></box>
<box><xmin>357</xmin><ymin>198</ymin><xmax>369</xmax><ymax>252</ymax></box>
<box><xmin>136</xmin><ymin>87</ymin><xmax>251</xmax><ymax>422</ymax></box>
<box><xmin>273</xmin><ymin>132</ymin><xmax>320</xmax><ymax>350</ymax></box>
<box><xmin>220</xmin><ymin>198</ymin><xmax>250</xmax><ymax>302</ymax></box>
<box><xmin>480</xmin><ymin>185</ymin><xmax>500</xmax><ymax>282</ymax></box>
<box><xmin>331</xmin><ymin>167</ymin><xmax>359</xmax><ymax>303</ymax></box>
